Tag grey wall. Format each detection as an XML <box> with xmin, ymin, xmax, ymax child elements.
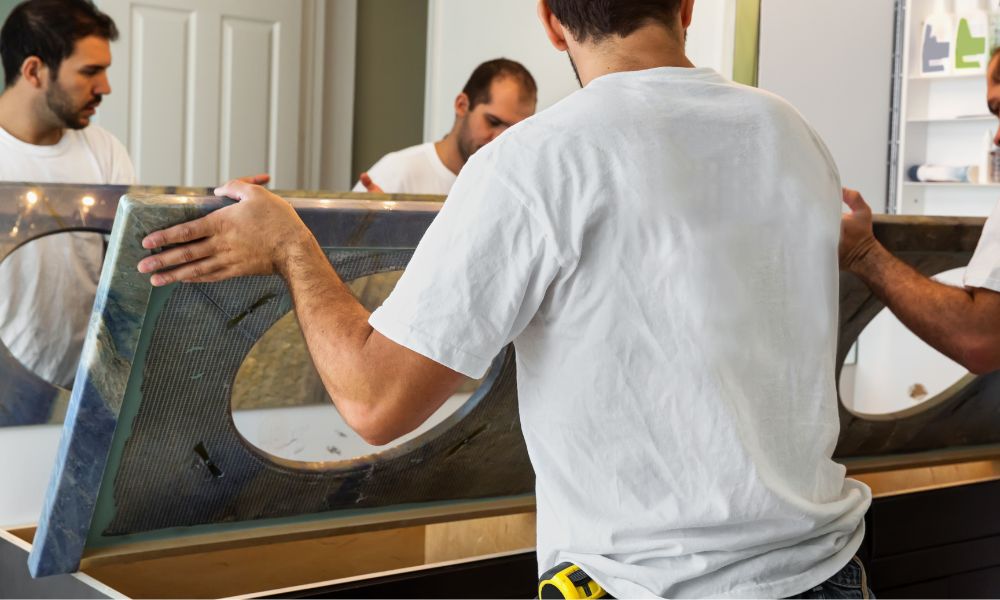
<box><xmin>0</xmin><ymin>0</ymin><xmax>16</xmax><ymax>23</ymax></box>
<box><xmin>351</xmin><ymin>0</ymin><xmax>428</xmax><ymax>181</ymax></box>
<box><xmin>758</xmin><ymin>0</ymin><xmax>896</xmax><ymax>212</ymax></box>
<box><xmin>0</xmin><ymin>0</ymin><xmax>18</xmax><ymax>85</ymax></box>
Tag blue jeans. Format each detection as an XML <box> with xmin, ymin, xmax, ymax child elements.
<box><xmin>785</xmin><ymin>557</ymin><xmax>875</xmax><ymax>599</ymax></box>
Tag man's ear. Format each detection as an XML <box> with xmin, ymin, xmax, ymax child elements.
<box><xmin>454</xmin><ymin>92</ymin><xmax>470</xmax><ymax>118</ymax></box>
<box><xmin>537</xmin><ymin>0</ymin><xmax>569</xmax><ymax>51</ymax></box>
<box><xmin>680</xmin><ymin>0</ymin><xmax>695</xmax><ymax>30</ymax></box>
<box><xmin>20</xmin><ymin>56</ymin><xmax>47</xmax><ymax>88</ymax></box>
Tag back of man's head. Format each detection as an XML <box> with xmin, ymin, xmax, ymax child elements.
<box><xmin>462</xmin><ymin>58</ymin><xmax>537</xmax><ymax>110</ymax></box>
<box><xmin>545</xmin><ymin>0</ymin><xmax>683</xmax><ymax>44</ymax></box>
<box><xmin>1</xmin><ymin>0</ymin><xmax>118</xmax><ymax>89</ymax></box>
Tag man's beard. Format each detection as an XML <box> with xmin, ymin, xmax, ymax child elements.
<box><xmin>45</xmin><ymin>81</ymin><xmax>99</xmax><ymax>130</ymax></box>
<box><xmin>456</xmin><ymin>116</ymin><xmax>478</xmax><ymax>164</ymax></box>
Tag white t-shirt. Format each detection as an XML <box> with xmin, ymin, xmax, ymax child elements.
<box><xmin>352</xmin><ymin>142</ymin><xmax>456</xmax><ymax>195</ymax></box>
<box><xmin>0</xmin><ymin>124</ymin><xmax>134</xmax><ymax>388</ymax></box>
<box><xmin>965</xmin><ymin>200</ymin><xmax>1000</xmax><ymax>292</ymax></box>
<box><xmin>370</xmin><ymin>67</ymin><xmax>871</xmax><ymax>599</ymax></box>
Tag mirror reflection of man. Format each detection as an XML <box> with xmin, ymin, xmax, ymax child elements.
<box><xmin>0</xmin><ymin>0</ymin><xmax>134</xmax><ymax>389</ymax></box>
<box><xmin>354</xmin><ymin>58</ymin><xmax>537</xmax><ymax>195</ymax></box>
<box><xmin>138</xmin><ymin>0</ymin><xmax>875</xmax><ymax>596</ymax></box>
<box><xmin>839</xmin><ymin>49</ymin><xmax>1000</xmax><ymax>376</ymax></box>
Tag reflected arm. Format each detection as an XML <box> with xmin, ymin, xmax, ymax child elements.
<box><xmin>848</xmin><ymin>241</ymin><xmax>1000</xmax><ymax>375</ymax></box>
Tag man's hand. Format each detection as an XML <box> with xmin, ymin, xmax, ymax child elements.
<box><xmin>237</xmin><ymin>173</ymin><xmax>271</xmax><ymax>186</ymax></box>
<box><xmin>137</xmin><ymin>180</ymin><xmax>313</xmax><ymax>286</ymax></box>
<box><xmin>358</xmin><ymin>172</ymin><xmax>384</xmax><ymax>194</ymax></box>
<box><xmin>840</xmin><ymin>188</ymin><xmax>880</xmax><ymax>272</ymax></box>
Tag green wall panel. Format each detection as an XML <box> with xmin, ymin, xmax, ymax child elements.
<box><xmin>733</xmin><ymin>0</ymin><xmax>761</xmax><ymax>87</ymax></box>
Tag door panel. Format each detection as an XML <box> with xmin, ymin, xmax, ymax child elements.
<box><xmin>129</xmin><ymin>5</ymin><xmax>192</xmax><ymax>185</ymax></box>
<box><xmin>97</xmin><ymin>0</ymin><xmax>302</xmax><ymax>188</ymax></box>
<box><xmin>220</xmin><ymin>17</ymin><xmax>274</xmax><ymax>180</ymax></box>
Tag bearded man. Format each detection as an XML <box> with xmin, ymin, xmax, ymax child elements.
<box><xmin>0</xmin><ymin>0</ymin><xmax>134</xmax><ymax>389</ymax></box>
<box><xmin>354</xmin><ymin>58</ymin><xmax>537</xmax><ymax>195</ymax></box>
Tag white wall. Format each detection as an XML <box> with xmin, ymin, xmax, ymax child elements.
<box><xmin>0</xmin><ymin>425</ymin><xmax>61</xmax><ymax>527</ymax></box>
<box><xmin>687</xmin><ymin>0</ymin><xmax>737</xmax><ymax>78</ymax></box>
<box><xmin>424</xmin><ymin>0</ymin><xmax>737</xmax><ymax>141</ymax></box>
<box><xmin>758</xmin><ymin>0</ymin><xmax>897</xmax><ymax>212</ymax></box>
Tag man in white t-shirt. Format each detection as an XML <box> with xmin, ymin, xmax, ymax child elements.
<box><xmin>839</xmin><ymin>50</ymin><xmax>1000</xmax><ymax>376</ymax></box>
<box><xmin>353</xmin><ymin>59</ymin><xmax>537</xmax><ymax>196</ymax></box>
<box><xmin>0</xmin><ymin>0</ymin><xmax>134</xmax><ymax>388</ymax></box>
<box><xmin>139</xmin><ymin>0</ymin><xmax>872</xmax><ymax>597</ymax></box>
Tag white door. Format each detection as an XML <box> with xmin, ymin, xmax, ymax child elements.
<box><xmin>96</xmin><ymin>0</ymin><xmax>303</xmax><ymax>188</ymax></box>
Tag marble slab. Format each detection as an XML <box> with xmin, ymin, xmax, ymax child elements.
<box><xmin>28</xmin><ymin>193</ymin><xmax>535</xmax><ymax>577</ymax></box>
<box><xmin>25</xmin><ymin>202</ymin><xmax>1000</xmax><ymax>577</ymax></box>
<box><xmin>0</xmin><ymin>183</ymin><xmax>440</xmax><ymax>426</ymax></box>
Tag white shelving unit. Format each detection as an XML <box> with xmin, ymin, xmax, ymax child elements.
<box><xmin>893</xmin><ymin>0</ymin><xmax>999</xmax><ymax>217</ymax></box>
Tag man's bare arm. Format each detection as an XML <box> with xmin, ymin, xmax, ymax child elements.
<box><xmin>137</xmin><ymin>180</ymin><xmax>464</xmax><ymax>444</ymax></box>
<box><xmin>276</xmin><ymin>228</ymin><xmax>464</xmax><ymax>444</ymax></box>
<box><xmin>841</xmin><ymin>189</ymin><xmax>1000</xmax><ymax>374</ymax></box>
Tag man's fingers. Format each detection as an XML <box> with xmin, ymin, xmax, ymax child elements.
<box><xmin>138</xmin><ymin>239</ymin><xmax>217</xmax><ymax>274</ymax></box>
<box><xmin>142</xmin><ymin>215</ymin><xmax>215</xmax><ymax>249</ymax></box>
<box><xmin>841</xmin><ymin>188</ymin><xmax>870</xmax><ymax>214</ymax></box>
<box><xmin>149</xmin><ymin>257</ymin><xmax>226</xmax><ymax>287</ymax></box>
<box><xmin>236</xmin><ymin>173</ymin><xmax>271</xmax><ymax>185</ymax></box>
<box><xmin>359</xmin><ymin>172</ymin><xmax>384</xmax><ymax>193</ymax></box>
<box><xmin>214</xmin><ymin>179</ymin><xmax>258</xmax><ymax>201</ymax></box>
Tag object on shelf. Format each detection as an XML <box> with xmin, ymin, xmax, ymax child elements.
<box><xmin>922</xmin><ymin>0</ymin><xmax>954</xmax><ymax>75</ymax></box>
<box><xmin>990</xmin><ymin>0</ymin><xmax>1000</xmax><ymax>47</ymax></box>
<box><xmin>990</xmin><ymin>145</ymin><xmax>1000</xmax><ymax>181</ymax></box>
<box><xmin>980</xmin><ymin>130</ymin><xmax>994</xmax><ymax>182</ymax></box>
<box><xmin>908</xmin><ymin>164</ymin><xmax>980</xmax><ymax>182</ymax></box>
<box><xmin>955</xmin><ymin>0</ymin><xmax>989</xmax><ymax>72</ymax></box>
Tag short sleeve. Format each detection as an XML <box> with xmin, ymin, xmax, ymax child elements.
<box><xmin>368</xmin><ymin>151</ymin><xmax>563</xmax><ymax>378</ymax></box>
<box><xmin>965</xmin><ymin>200</ymin><xmax>1000</xmax><ymax>292</ymax></box>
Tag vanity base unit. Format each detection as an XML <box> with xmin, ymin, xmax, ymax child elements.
<box><xmin>0</xmin><ymin>510</ymin><xmax>537</xmax><ymax>599</ymax></box>
<box><xmin>851</xmin><ymin>451</ymin><xmax>1000</xmax><ymax>598</ymax></box>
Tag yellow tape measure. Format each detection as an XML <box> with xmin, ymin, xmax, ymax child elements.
<box><xmin>538</xmin><ymin>562</ymin><xmax>609</xmax><ymax>599</ymax></box>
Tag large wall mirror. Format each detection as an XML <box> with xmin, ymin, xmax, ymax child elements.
<box><xmin>840</xmin><ymin>267</ymin><xmax>976</xmax><ymax>418</ymax></box>
<box><xmin>229</xmin><ymin>271</ymin><xmax>485</xmax><ymax>463</ymax></box>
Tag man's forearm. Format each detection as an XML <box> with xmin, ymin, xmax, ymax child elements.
<box><xmin>849</xmin><ymin>242</ymin><xmax>985</xmax><ymax>370</ymax></box>
<box><xmin>274</xmin><ymin>232</ymin><xmax>463</xmax><ymax>445</ymax></box>
<box><xmin>276</xmin><ymin>233</ymin><xmax>382</xmax><ymax>426</ymax></box>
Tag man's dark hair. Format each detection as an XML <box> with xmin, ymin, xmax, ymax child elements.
<box><xmin>545</xmin><ymin>0</ymin><xmax>683</xmax><ymax>43</ymax></box>
<box><xmin>462</xmin><ymin>58</ymin><xmax>537</xmax><ymax>110</ymax></box>
<box><xmin>1</xmin><ymin>0</ymin><xmax>118</xmax><ymax>88</ymax></box>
